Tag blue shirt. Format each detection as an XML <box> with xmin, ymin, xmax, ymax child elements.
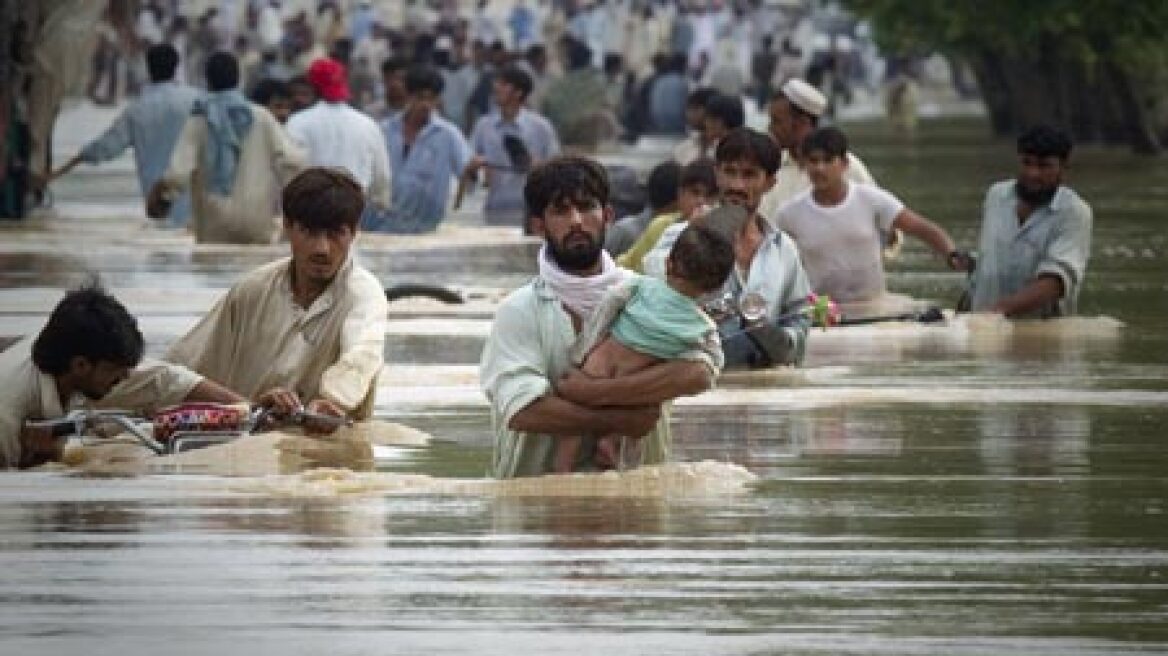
<box><xmin>649</xmin><ymin>72</ymin><xmax>688</xmax><ymax>134</ymax></box>
<box><xmin>470</xmin><ymin>108</ymin><xmax>560</xmax><ymax>226</ymax></box>
<box><xmin>371</xmin><ymin>112</ymin><xmax>471</xmax><ymax>234</ymax></box>
<box><xmin>79</xmin><ymin>81</ymin><xmax>200</xmax><ymax>226</ymax></box>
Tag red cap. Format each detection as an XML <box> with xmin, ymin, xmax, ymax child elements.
<box><xmin>307</xmin><ymin>58</ymin><xmax>350</xmax><ymax>102</ymax></box>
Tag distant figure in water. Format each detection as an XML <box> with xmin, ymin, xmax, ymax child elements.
<box><xmin>884</xmin><ymin>72</ymin><xmax>919</xmax><ymax>136</ymax></box>
<box><xmin>555</xmin><ymin>223</ymin><xmax>731</xmax><ymax>473</ymax></box>
<box><xmin>964</xmin><ymin>125</ymin><xmax>1092</xmax><ymax>318</ymax></box>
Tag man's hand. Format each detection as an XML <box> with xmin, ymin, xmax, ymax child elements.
<box><xmin>256</xmin><ymin>387</ymin><xmax>302</xmax><ymax>417</ymax></box>
<box><xmin>597</xmin><ymin>404</ymin><xmax>661</xmax><ymax>438</ymax></box>
<box><xmin>555</xmin><ymin>368</ymin><xmax>600</xmax><ymax>405</ymax></box>
<box><xmin>145</xmin><ymin>182</ymin><xmax>173</xmax><ymax>219</ymax></box>
<box><xmin>303</xmin><ymin>398</ymin><xmax>348</xmax><ymax>435</ymax></box>
<box><xmin>18</xmin><ymin>424</ymin><xmax>65</xmax><ymax>469</ymax></box>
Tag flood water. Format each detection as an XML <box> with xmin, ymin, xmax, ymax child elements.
<box><xmin>1</xmin><ymin>116</ymin><xmax>1167</xmax><ymax>654</ymax></box>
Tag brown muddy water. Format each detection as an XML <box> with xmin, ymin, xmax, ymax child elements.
<box><xmin>0</xmin><ymin>118</ymin><xmax>1166</xmax><ymax>654</ymax></box>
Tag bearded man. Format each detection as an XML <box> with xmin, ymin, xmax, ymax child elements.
<box><xmin>479</xmin><ymin>156</ymin><xmax>718</xmax><ymax>479</ymax></box>
<box><xmin>965</xmin><ymin>125</ymin><xmax>1093</xmax><ymax>318</ymax></box>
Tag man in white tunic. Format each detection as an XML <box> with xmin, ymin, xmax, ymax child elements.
<box><xmin>148</xmin><ymin>52</ymin><xmax>305</xmax><ymax>244</ymax></box>
<box><xmin>480</xmin><ymin>157</ymin><xmax>717</xmax><ymax>479</ymax></box>
<box><xmin>165</xmin><ymin>168</ymin><xmax>387</xmax><ymax>423</ymax></box>
<box><xmin>774</xmin><ymin>127</ymin><xmax>964</xmax><ymax>307</ymax></box>
<box><xmin>0</xmin><ymin>286</ymin><xmax>241</xmax><ymax>469</ymax></box>
<box><xmin>285</xmin><ymin>58</ymin><xmax>391</xmax><ymax>212</ymax></box>
<box><xmin>966</xmin><ymin>125</ymin><xmax>1092</xmax><ymax>318</ymax></box>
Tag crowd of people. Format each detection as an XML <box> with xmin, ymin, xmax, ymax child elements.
<box><xmin>3</xmin><ymin>2</ymin><xmax>1093</xmax><ymax>478</ymax></box>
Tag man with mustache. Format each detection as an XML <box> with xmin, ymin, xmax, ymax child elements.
<box><xmin>965</xmin><ymin>125</ymin><xmax>1093</xmax><ymax>317</ymax></box>
<box><xmin>164</xmin><ymin>168</ymin><xmax>389</xmax><ymax>429</ymax></box>
<box><xmin>479</xmin><ymin>156</ymin><xmax>719</xmax><ymax>478</ymax></box>
<box><xmin>642</xmin><ymin>128</ymin><xmax>814</xmax><ymax>368</ymax></box>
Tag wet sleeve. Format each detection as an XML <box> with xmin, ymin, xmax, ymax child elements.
<box><xmin>318</xmin><ymin>274</ymin><xmax>389</xmax><ymax>415</ymax></box>
<box><xmin>1037</xmin><ymin>200</ymin><xmax>1093</xmax><ymax>300</ymax></box>
<box><xmin>79</xmin><ymin>110</ymin><xmax>133</xmax><ymax>164</ymax></box>
<box><xmin>866</xmin><ymin>185</ymin><xmax>905</xmax><ymax>234</ymax></box>
<box><xmin>480</xmin><ymin>297</ymin><xmax>552</xmax><ymax>428</ymax></box>
<box><xmin>96</xmin><ymin>359</ymin><xmax>204</xmax><ymax>415</ymax></box>
<box><xmin>164</xmin><ymin>289</ymin><xmax>236</xmax><ymax>379</ymax></box>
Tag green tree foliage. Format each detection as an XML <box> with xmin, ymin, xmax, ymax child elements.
<box><xmin>845</xmin><ymin>0</ymin><xmax>1168</xmax><ymax>153</ymax></box>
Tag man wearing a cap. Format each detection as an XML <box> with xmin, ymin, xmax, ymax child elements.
<box><xmin>286</xmin><ymin>58</ymin><xmax>391</xmax><ymax>213</ymax></box>
<box><xmin>758</xmin><ymin>79</ymin><xmax>876</xmax><ymax>224</ymax></box>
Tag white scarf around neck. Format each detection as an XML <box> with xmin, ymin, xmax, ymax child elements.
<box><xmin>537</xmin><ymin>244</ymin><xmax>628</xmax><ymax>322</ymax></box>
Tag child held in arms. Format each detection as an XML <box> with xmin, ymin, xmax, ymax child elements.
<box><xmin>555</xmin><ymin>223</ymin><xmax>734</xmax><ymax>473</ymax></box>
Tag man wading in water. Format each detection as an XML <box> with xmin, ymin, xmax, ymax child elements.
<box><xmin>480</xmin><ymin>156</ymin><xmax>719</xmax><ymax>478</ymax></box>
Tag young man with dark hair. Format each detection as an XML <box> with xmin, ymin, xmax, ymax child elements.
<box><xmin>250</xmin><ymin>78</ymin><xmax>294</xmax><ymax>124</ymax></box>
<box><xmin>465</xmin><ymin>63</ymin><xmax>561</xmax><ymax>230</ymax></box>
<box><xmin>1</xmin><ymin>285</ymin><xmax>240</xmax><ymax>469</ymax></box>
<box><xmin>366</xmin><ymin>64</ymin><xmax>472</xmax><ymax>234</ymax></box>
<box><xmin>702</xmin><ymin>92</ymin><xmax>746</xmax><ymax>148</ymax></box>
<box><xmin>775</xmin><ymin>127</ymin><xmax>963</xmax><ymax>306</ymax></box>
<box><xmin>166</xmin><ymin>167</ymin><xmax>388</xmax><ymax>424</ymax></box>
<box><xmin>46</xmin><ymin>44</ymin><xmax>200</xmax><ymax>227</ymax></box>
<box><xmin>604</xmin><ymin>160</ymin><xmax>680</xmax><ymax>257</ymax></box>
<box><xmin>379</xmin><ymin>56</ymin><xmax>409</xmax><ymax>120</ymax></box>
<box><xmin>965</xmin><ymin>125</ymin><xmax>1092</xmax><ymax>317</ymax></box>
<box><xmin>149</xmin><ymin>51</ymin><xmax>305</xmax><ymax>244</ymax></box>
<box><xmin>479</xmin><ymin>156</ymin><xmax>719</xmax><ymax>478</ymax></box>
<box><xmin>645</xmin><ymin>128</ymin><xmax>813</xmax><ymax>368</ymax></box>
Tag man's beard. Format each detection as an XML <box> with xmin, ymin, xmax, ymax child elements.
<box><xmin>547</xmin><ymin>230</ymin><xmax>604</xmax><ymax>272</ymax></box>
<box><xmin>1015</xmin><ymin>179</ymin><xmax>1058</xmax><ymax>207</ymax></box>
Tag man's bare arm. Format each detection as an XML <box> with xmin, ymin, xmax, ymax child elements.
<box><xmin>555</xmin><ymin>360</ymin><xmax>713</xmax><ymax>407</ymax></box>
<box><xmin>509</xmin><ymin>395</ymin><xmax>661</xmax><ymax>438</ymax></box>
<box><xmin>990</xmin><ymin>274</ymin><xmax>1064</xmax><ymax>317</ymax></box>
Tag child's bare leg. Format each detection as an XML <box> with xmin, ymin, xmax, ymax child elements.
<box><xmin>553</xmin><ymin>436</ymin><xmax>583</xmax><ymax>474</ymax></box>
<box><xmin>595</xmin><ymin>435</ymin><xmax>620</xmax><ymax>470</ymax></box>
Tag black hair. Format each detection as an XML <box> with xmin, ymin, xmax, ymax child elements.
<box><xmin>646</xmin><ymin>160</ymin><xmax>681</xmax><ymax>211</ymax></box>
<box><xmin>680</xmin><ymin>158</ymin><xmax>718</xmax><ymax>193</ymax></box>
<box><xmin>715</xmin><ymin>128</ymin><xmax>782</xmax><ymax>175</ymax></box>
<box><xmin>250</xmin><ymin>77</ymin><xmax>291</xmax><ymax>105</ymax></box>
<box><xmin>204</xmin><ymin>51</ymin><xmax>239</xmax><ymax>91</ymax></box>
<box><xmin>1018</xmin><ymin>124</ymin><xmax>1073</xmax><ymax>161</ymax></box>
<box><xmin>603</xmin><ymin>52</ymin><xmax>623</xmax><ymax>76</ymax></box>
<box><xmin>146</xmin><ymin>43</ymin><xmax>179</xmax><ymax>83</ymax></box>
<box><xmin>496</xmin><ymin>64</ymin><xmax>533</xmax><ymax>99</ymax></box>
<box><xmin>282</xmin><ymin>167</ymin><xmax>364</xmax><ymax>232</ymax></box>
<box><xmin>704</xmin><ymin>93</ymin><xmax>745</xmax><ymax>130</ymax></box>
<box><xmin>525</xmin><ymin>156</ymin><xmax>609</xmax><ymax>218</ymax></box>
<box><xmin>801</xmin><ymin>126</ymin><xmax>849</xmax><ymax>160</ymax></box>
<box><xmin>405</xmin><ymin>63</ymin><xmax>444</xmax><ymax>95</ymax></box>
<box><xmin>564</xmin><ymin>36</ymin><xmax>592</xmax><ymax>70</ymax></box>
<box><xmin>668</xmin><ymin>224</ymin><xmax>735</xmax><ymax>293</ymax></box>
<box><xmin>32</xmin><ymin>283</ymin><xmax>144</xmax><ymax>375</ymax></box>
<box><xmin>526</xmin><ymin>43</ymin><xmax>547</xmax><ymax>63</ymax></box>
<box><xmin>381</xmin><ymin>56</ymin><xmax>407</xmax><ymax>75</ymax></box>
<box><xmin>687</xmin><ymin>86</ymin><xmax>716</xmax><ymax>109</ymax></box>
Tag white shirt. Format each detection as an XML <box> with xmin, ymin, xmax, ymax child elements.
<box><xmin>775</xmin><ymin>182</ymin><xmax>904</xmax><ymax>303</ymax></box>
<box><xmin>286</xmin><ymin>101</ymin><xmax>392</xmax><ymax>208</ymax></box>
<box><xmin>758</xmin><ymin>149</ymin><xmax>874</xmax><ymax>225</ymax></box>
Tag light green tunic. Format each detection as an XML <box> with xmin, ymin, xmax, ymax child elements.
<box><xmin>480</xmin><ymin>277</ymin><xmax>677</xmax><ymax>479</ymax></box>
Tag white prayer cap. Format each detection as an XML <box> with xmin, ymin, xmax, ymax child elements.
<box><xmin>781</xmin><ymin>79</ymin><xmax>827</xmax><ymax>118</ymax></box>
<box><xmin>436</xmin><ymin>35</ymin><xmax>453</xmax><ymax>52</ymax></box>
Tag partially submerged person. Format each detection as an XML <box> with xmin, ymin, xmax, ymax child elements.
<box><xmin>619</xmin><ymin>158</ymin><xmax>717</xmax><ymax>274</ymax></box>
<box><xmin>286</xmin><ymin>58</ymin><xmax>391</xmax><ymax>213</ymax></box>
<box><xmin>465</xmin><ymin>64</ymin><xmax>561</xmax><ymax>231</ymax></box>
<box><xmin>965</xmin><ymin>125</ymin><xmax>1092</xmax><ymax>318</ymax></box>
<box><xmin>46</xmin><ymin>44</ymin><xmax>199</xmax><ymax>228</ymax></box>
<box><xmin>165</xmin><ymin>168</ymin><xmax>388</xmax><ymax>426</ymax></box>
<box><xmin>365</xmin><ymin>64</ymin><xmax>471</xmax><ymax>234</ymax></box>
<box><xmin>0</xmin><ymin>284</ymin><xmax>240</xmax><ymax>469</ymax></box>
<box><xmin>480</xmin><ymin>156</ymin><xmax>719</xmax><ymax>478</ymax></box>
<box><xmin>555</xmin><ymin>223</ymin><xmax>733</xmax><ymax>473</ymax></box>
<box><xmin>774</xmin><ymin>127</ymin><xmax>965</xmax><ymax>305</ymax></box>
<box><xmin>148</xmin><ymin>51</ymin><xmax>305</xmax><ymax>244</ymax></box>
<box><xmin>645</xmin><ymin>128</ymin><xmax>814</xmax><ymax>368</ymax></box>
